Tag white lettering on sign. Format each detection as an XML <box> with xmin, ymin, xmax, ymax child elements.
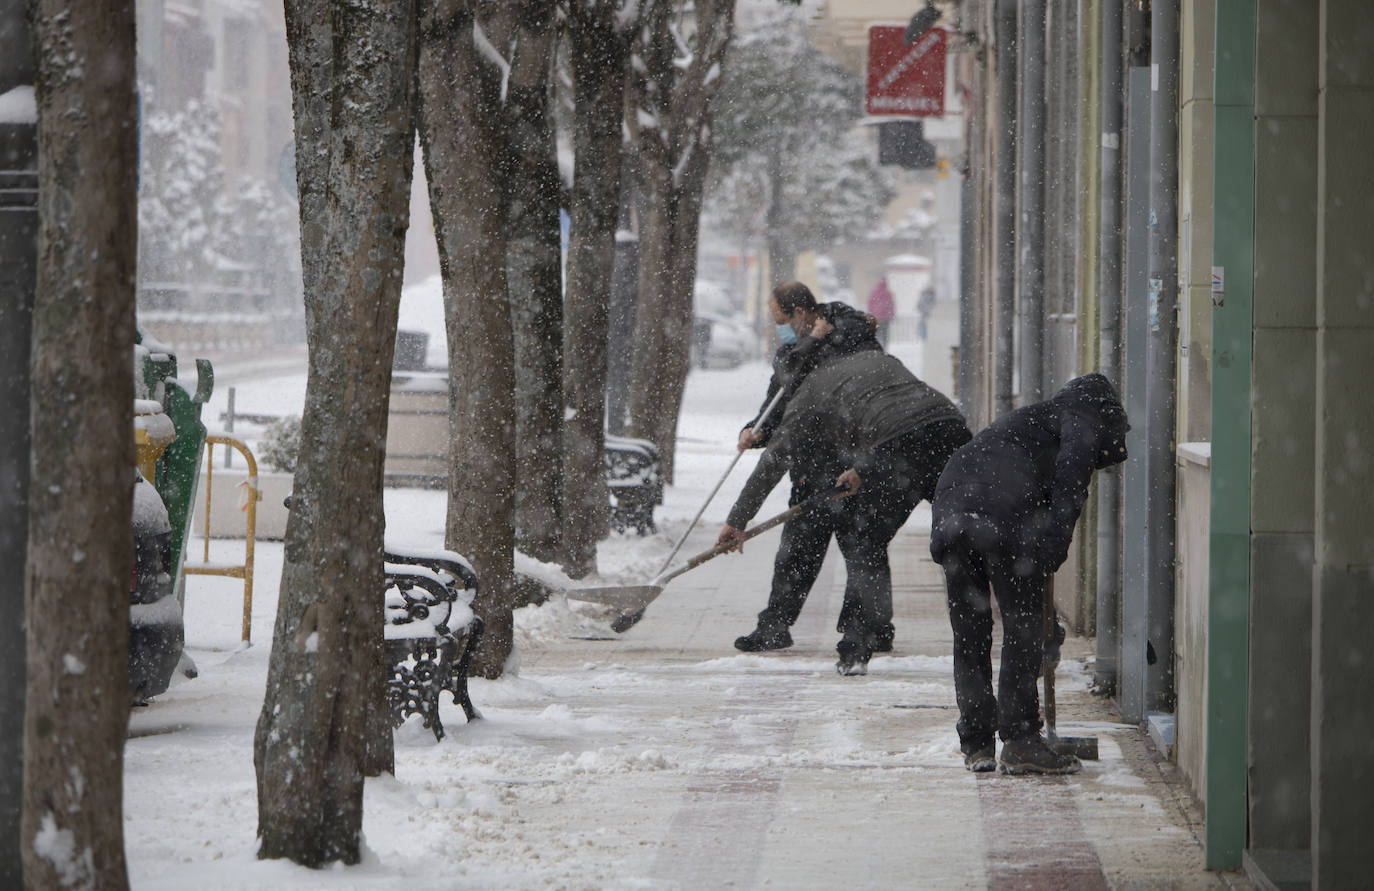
<box><xmin>869</xmin><ymin>95</ymin><xmax>943</xmax><ymax>113</ymax></box>
<box><xmin>876</xmin><ymin>30</ymin><xmax>941</xmax><ymax>92</ymax></box>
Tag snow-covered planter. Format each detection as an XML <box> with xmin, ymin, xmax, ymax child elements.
<box><xmin>192</xmin><ymin>465</ymin><xmax>294</xmax><ymax>540</ymax></box>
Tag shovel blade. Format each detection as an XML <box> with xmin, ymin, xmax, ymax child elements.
<box><xmin>566</xmin><ymin>584</ymin><xmax>665</xmax><ymax>614</ymax></box>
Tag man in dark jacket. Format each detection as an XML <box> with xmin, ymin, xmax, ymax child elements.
<box><xmin>929</xmin><ymin>373</ymin><xmax>1128</xmax><ymax>775</ymax></box>
<box><xmin>722</xmin><ymin>349</ymin><xmax>971</xmax><ymax>675</ymax></box>
<box><xmin>732</xmin><ymin>281</ymin><xmax>883</xmax><ymax>653</ymax></box>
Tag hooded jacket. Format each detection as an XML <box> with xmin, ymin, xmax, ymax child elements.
<box><xmin>728</xmin><ymin>351</ymin><xmax>964</xmax><ymax>529</ymax></box>
<box><xmin>928</xmin><ymin>373</ymin><xmax>1129</xmax><ymax>571</ymax></box>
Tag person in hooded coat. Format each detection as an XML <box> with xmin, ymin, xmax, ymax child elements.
<box><xmin>866</xmin><ymin>276</ymin><xmax>895</xmax><ymax>347</ymax></box>
<box><xmin>722</xmin><ymin>349</ymin><xmax>971</xmax><ymax>675</ymax></box>
<box><xmin>929</xmin><ymin>373</ymin><xmax>1129</xmax><ymax>775</ymax></box>
<box><xmin>732</xmin><ymin>281</ymin><xmax>883</xmax><ymax>653</ymax></box>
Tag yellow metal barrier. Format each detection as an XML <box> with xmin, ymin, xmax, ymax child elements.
<box><xmin>183</xmin><ymin>435</ymin><xmax>259</xmax><ymax>643</ymax></box>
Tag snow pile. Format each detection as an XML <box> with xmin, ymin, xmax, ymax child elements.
<box><xmin>513</xmin><ymin>592</ymin><xmax>612</xmax><ymax>647</ymax></box>
<box><xmin>0</xmin><ymin>85</ymin><xmax>36</xmax><ymax>124</ymax></box>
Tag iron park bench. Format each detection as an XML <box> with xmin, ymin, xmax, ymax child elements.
<box><xmin>383</xmin><ymin>546</ymin><xmax>484</xmax><ymax>741</ymax></box>
<box><xmin>604</xmin><ymin>434</ymin><xmax>663</xmax><ymax>535</ymax></box>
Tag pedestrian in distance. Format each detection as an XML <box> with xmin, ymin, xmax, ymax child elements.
<box><xmin>916</xmin><ymin>286</ymin><xmax>935</xmax><ymax>343</ymax></box>
<box><xmin>866</xmin><ymin>276</ymin><xmax>896</xmax><ymax>348</ymax></box>
<box><xmin>733</xmin><ymin>281</ymin><xmax>883</xmax><ymax>655</ymax></box>
<box><xmin>929</xmin><ymin>373</ymin><xmax>1129</xmax><ymax>775</ymax></box>
<box><xmin>721</xmin><ymin>349</ymin><xmax>972</xmax><ymax>676</ymax></box>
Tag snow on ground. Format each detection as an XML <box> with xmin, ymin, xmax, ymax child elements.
<box><xmin>127</xmin><ymin>335</ymin><xmax>984</xmax><ymax>889</ymax></box>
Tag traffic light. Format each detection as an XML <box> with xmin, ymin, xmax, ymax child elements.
<box><xmin>904</xmin><ymin>0</ymin><xmax>941</xmax><ymax>44</ymax></box>
<box><xmin>877</xmin><ymin>120</ymin><xmax>937</xmax><ymax>170</ymax></box>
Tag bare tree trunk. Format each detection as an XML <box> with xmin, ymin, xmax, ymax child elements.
<box><xmin>22</xmin><ymin>2</ymin><xmax>137</xmax><ymax>887</ymax></box>
<box><xmin>418</xmin><ymin>1</ymin><xmax>519</xmax><ymax>677</ymax></box>
<box><xmin>506</xmin><ymin>2</ymin><xmax>563</xmax><ymax>565</ymax></box>
<box><xmin>764</xmin><ymin>146</ymin><xmax>798</xmax><ymax>282</ymax></box>
<box><xmin>606</xmin><ymin>154</ymin><xmax>642</xmax><ymax>437</ymax></box>
<box><xmin>560</xmin><ymin>4</ymin><xmax>634</xmax><ymax>578</ymax></box>
<box><xmin>255</xmin><ymin>0</ymin><xmax>417</xmax><ymax>866</ymax></box>
<box><xmin>626</xmin><ymin>0</ymin><xmax>736</xmax><ymax>481</ymax></box>
<box><xmin>654</xmin><ymin>142</ymin><xmax>713</xmax><ymax>466</ymax></box>
<box><xmin>628</xmin><ymin>165</ymin><xmax>691</xmax><ymax>480</ymax></box>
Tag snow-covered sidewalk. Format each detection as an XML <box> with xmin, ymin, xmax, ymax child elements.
<box><xmin>124</xmin><ymin>350</ymin><xmax>1242</xmax><ymax>890</ymax></box>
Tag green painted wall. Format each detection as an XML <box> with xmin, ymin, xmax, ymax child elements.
<box><xmin>1312</xmin><ymin>1</ymin><xmax>1374</xmax><ymax>883</ymax></box>
<box><xmin>1247</xmin><ymin>0</ymin><xmax>1318</xmax><ymax>859</ymax></box>
<box><xmin>1207</xmin><ymin>0</ymin><xmax>1255</xmax><ymax>870</ymax></box>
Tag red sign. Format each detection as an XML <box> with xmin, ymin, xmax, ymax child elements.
<box><xmin>865</xmin><ymin>24</ymin><xmax>947</xmax><ymax>117</ymax></box>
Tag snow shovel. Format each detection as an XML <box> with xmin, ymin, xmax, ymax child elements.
<box><xmin>652</xmin><ymin>387</ymin><xmax>788</xmax><ymax>577</ymax></box>
<box><xmin>1042</xmin><ymin>573</ymin><xmax>1099</xmax><ymax>760</ymax></box>
<box><xmin>572</xmin><ymin>485</ymin><xmax>846</xmax><ymax>633</ymax></box>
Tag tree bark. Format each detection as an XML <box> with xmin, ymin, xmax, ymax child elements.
<box><xmin>626</xmin><ymin>0</ymin><xmax>736</xmax><ymax>481</ymax></box>
<box><xmin>629</xmin><ymin>162</ymin><xmax>691</xmax><ymax>481</ymax></box>
<box><xmin>560</xmin><ymin>4</ymin><xmax>635</xmax><ymax>578</ymax></box>
<box><xmin>505</xmin><ymin>1</ymin><xmax>563</xmax><ymax>565</ymax></box>
<box><xmin>764</xmin><ymin>145</ymin><xmax>798</xmax><ymax>281</ymax></box>
<box><xmin>22</xmin><ymin>2</ymin><xmax>137</xmax><ymax>887</ymax></box>
<box><xmin>255</xmin><ymin>0</ymin><xmax>417</xmax><ymax>866</ymax></box>
<box><xmin>606</xmin><ymin>153</ymin><xmax>642</xmax><ymax>437</ymax></box>
<box><xmin>418</xmin><ymin>1</ymin><xmax>520</xmax><ymax>676</ymax></box>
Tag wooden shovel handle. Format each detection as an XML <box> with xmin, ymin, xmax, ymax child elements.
<box><xmin>1043</xmin><ymin>572</ymin><xmax>1057</xmax><ymax>731</ymax></box>
<box><xmin>658</xmin><ymin>486</ymin><xmax>847</xmax><ymax>585</ymax></box>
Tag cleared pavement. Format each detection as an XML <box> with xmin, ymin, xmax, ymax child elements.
<box><xmin>507</xmin><ymin>519</ymin><xmax>1253</xmax><ymax>890</ymax></box>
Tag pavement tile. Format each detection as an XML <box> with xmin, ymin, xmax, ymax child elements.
<box><xmin>518</xmin><ymin>522</ymin><xmax>1254</xmax><ymax>890</ymax></box>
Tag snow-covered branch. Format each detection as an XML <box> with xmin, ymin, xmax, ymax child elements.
<box><xmin>472</xmin><ymin>19</ymin><xmax>511</xmax><ymax>103</ymax></box>
<box><xmin>669</xmin><ymin>22</ymin><xmax>691</xmax><ymax>69</ymax></box>
<box><xmin>671</xmin><ymin>134</ymin><xmax>696</xmax><ymax>188</ymax></box>
<box><xmin>615</xmin><ymin>0</ymin><xmax>641</xmax><ymax>31</ymax></box>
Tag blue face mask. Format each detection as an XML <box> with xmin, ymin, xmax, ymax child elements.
<box><xmin>775</xmin><ymin>322</ymin><xmax>798</xmax><ymax>345</ymax></box>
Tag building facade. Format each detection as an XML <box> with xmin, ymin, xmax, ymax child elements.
<box><xmin>948</xmin><ymin>0</ymin><xmax>1373</xmax><ymax>886</ymax></box>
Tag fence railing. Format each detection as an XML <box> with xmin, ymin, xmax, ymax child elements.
<box><xmin>183</xmin><ymin>435</ymin><xmax>260</xmax><ymax>643</ymax></box>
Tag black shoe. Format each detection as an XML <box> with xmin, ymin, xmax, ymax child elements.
<box><xmin>836</xmin><ymin>655</ymin><xmax>869</xmax><ymax>676</ymax></box>
<box><xmin>872</xmin><ymin>628</ymin><xmax>894</xmax><ymax>653</ymax></box>
<box><xmin>734</xmin><ymin>627</ymin><xmax>793</xmax><ymax>652</ymax></box>
<box><xmin>998</xmin><ymin>735</ymin><xmax>1082</xmax><ymax>775</ymax></box>
<box><xmin>835</xmin><ymin>639</ymin><xmax>871</xmax><ymax>676</ymax></box>
<box><xmin>963</xmin><ymin>743</ymin><xmax>997</xmax><ymax>772</ymax></box>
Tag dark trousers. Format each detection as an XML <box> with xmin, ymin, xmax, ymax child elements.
<box><xmin>832</xmin><ymin>486</ymin><xmax>916</xmax><ymax>649</ymax></box>
<box><xmin>755</xmin><ymin>494</ymin><xmax>837</xmax><ymax>632</ymax></box>
<box><xmin>941</xmin><ymin>536</ymin><xmax>1048</xmax><ymax>753</ymax></box>
<box><xmin>834</xmin><ymin>419</ymin><xmax>973</xmax><ymax>655</ymax></box>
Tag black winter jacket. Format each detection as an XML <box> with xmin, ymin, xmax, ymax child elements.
<box><xmin>929</xmin><ymin>373</ymin><xmax>1129</xmax><ymax>572</ymax></box>
<box><xmin>742</xmin><ymin>301</ymin><xmax>881</xmax><ymax>448</ymax></box>
<box><xmin>728</xmin><ymin>351</ymin><xmax>964</xmax><ymax>530</ymax></box>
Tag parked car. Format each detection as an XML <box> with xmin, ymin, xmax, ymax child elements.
<box><xmin>691</xmin><ymin>280</ymin><xmax>757</xmax><ymax>368</ymax></box>
<box><xmin>129</xmin><ymin>469</ymin><xmax>183</xmax><ymax>704</ymax></box>
<box><xmin>694</xmin><ymin>279</ymin><xmax>735</xmax><ymax>317</ymax></box>
<box><xmin>692</xmin><ymin>310</ymin><xmax>757</xmax><ymax>369</ymax></box>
